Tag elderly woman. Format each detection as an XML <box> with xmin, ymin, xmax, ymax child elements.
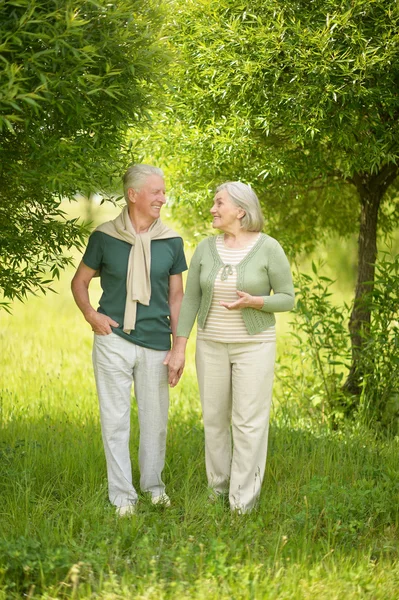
<box><xmin>168</xmin><ymin>182</ymin><xmax>295</xmax><ymax>513</ymax></box>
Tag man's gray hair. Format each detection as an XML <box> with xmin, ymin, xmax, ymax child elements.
<box><xmin>216</xmin><ymin>181</ymin><xmax>264</xmax><ymax>232</ymax></box>
<box><xmin>123</xmin><ymin>164</ymin><xmax>164</xmax><ymax>202</ymax></box>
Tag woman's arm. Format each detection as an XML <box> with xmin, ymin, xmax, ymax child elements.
<box><xmin>261</xmin><ymin>242</ymin><xmax>295</xmax><ymax>313</ymax></box>
<box><xmin>220</xmin><ymin>240</ymin><xmax>294</xmax><ymax>313</ymax></box>
<box><xmin>176</xmin><ymin>243</ymin><xmax>204</xmax><ymax>337</ymax></box>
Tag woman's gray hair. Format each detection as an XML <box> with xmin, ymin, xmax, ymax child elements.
<box><xmin>216</xmin><ymin>181</ymin><xmax>264</xmax><ymax>232</ymax></box>
<box><xmin>123</xmin><ymin>164</ymin><xmax>164</xmax><ymax>202</ymax></box>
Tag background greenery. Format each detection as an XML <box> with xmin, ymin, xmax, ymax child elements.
<box><xmin>0</xmin><ymin>0</ymin><xmax>168</xmax><ymax>302</ymax></box>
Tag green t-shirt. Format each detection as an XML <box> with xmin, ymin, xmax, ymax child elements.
<box><xmin>83</xmin><ymin>231</ymin><xmax>187</xmax><ymax>350</ymax></box>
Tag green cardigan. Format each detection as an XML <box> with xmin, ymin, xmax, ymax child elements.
<box><xmin>177</xmin><ymin>234</ymin><xmax>295</xmax><ymax>338</ymax></box>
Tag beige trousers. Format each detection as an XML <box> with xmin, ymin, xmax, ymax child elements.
<box><xmin>92</xmin><ymin>332</ymin><xmax>169</xmax><ymax>508</ymax></box>
<box><xmin>196</xmin><ymin>338</ymin><xmax>276</xmax><ymax>513</ymax></box>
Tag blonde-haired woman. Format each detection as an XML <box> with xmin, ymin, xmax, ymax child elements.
<box><xmin>168</xmin><ymin>182</ymin><xmax>295</xmax><ymax>513</ymax></box>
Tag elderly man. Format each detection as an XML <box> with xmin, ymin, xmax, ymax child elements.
<box><xmin>71</xmin><ymin>164</ymin><xmax>187</xmax><ymax>515</ymax></box>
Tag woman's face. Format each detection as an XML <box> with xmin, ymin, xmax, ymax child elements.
<box><xmin>210</xmin><ymin>189</ymin><xmax>243</xmax><ymax>231</ymax></box>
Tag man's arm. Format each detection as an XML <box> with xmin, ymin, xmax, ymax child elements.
<box><xmin>164</xmin><ymin>272</ymin><xmax>185</xmax><ymax>387</ymax></box>
<box><xmin>168</xmin><ymin>273</ymin><xmax>184</xmax><ymax>343</ymax></box>
<box><xmin>71</xmin><ymin>261</ymin><xmax>119</xmax><ymax>335</ymax></box>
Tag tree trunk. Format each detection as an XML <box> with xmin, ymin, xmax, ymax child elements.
<box><xmin>343</xmin><ymin>165</ymin><xmax>398</xmax><ymax>396</ymax></box>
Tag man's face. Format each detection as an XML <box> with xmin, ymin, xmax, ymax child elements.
<box><xmin>129</xmin><ymin>174</ymin><xmax>166</xmax><ymax>221</ymax></box>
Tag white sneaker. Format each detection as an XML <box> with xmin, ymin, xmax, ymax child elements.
<box><xmin>116</xmin><ymin>503</ymin><xmax>137</xmax><ymax>517</ymax></box>
<box><xmin>151</xmin><ymin>493</ymin><xmax>171</xmax><ymax>507</ymax></box>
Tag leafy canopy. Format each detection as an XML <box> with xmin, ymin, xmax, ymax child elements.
<box><xmin>140</xmin><ymin>0</ymin><xmax>399</xmax><ymax>251</ymax></box>
<box><xmin>0</xmin><ymin>0</ymin><xmax>168</xmax><ymax>302</ymax></box>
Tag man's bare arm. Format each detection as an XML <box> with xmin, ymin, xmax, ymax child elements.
<box><xmin>71</xmin><ymin>261</ymin><xmax>119</xmax><ymax>335</ymax></box>
<box><xmin>168</xmin><ymin>273</ymin><xmax>184</xmax><ymax>343</ymax></box>
<box><xmin>164</xmin><ymin>273</ymin><xmax>185</xmax><ymax>387</ymax></box>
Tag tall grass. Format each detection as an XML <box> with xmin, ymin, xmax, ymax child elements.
<box><xmin>1</xmin><ymin>203</ymin><xmax>399</xmax><ymax>598</ymax></box>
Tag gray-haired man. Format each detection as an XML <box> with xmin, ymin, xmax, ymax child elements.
<box><xmin>71</xmin><ymin>165</ymin><xmax>187</xmax><ymax>515</ymax></box>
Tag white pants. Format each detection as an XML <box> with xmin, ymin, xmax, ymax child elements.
<box><xmin>92</xmin><ymin>332</ymin><xmax>169</xmax><ymax>507</ymax></box>
<box><xmin>196</xmin><ymin>339</ymin><xmax>276</xmax><ymax>513</ymax></box>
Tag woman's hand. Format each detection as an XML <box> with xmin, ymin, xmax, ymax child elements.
<box><xmin>220</xmin><ymin>290</ymin><xmax>264</xmax><ymax>310</ymax></box>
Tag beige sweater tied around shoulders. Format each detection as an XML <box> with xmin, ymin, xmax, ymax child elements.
<box><xmin>95</xmin><ymin>206</ymin><xmax>180</xmax><ymax>333</ymax></box>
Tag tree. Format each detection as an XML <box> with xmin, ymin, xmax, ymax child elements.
<box><xmin>138</xmin><ymin>0</ymin><xmax>399</xmax><ymax>396</ymax></box>
<box><xmin>0</xmin><ymin>0</ymin><xmax>168</xmax><ymax>304</ymax></box>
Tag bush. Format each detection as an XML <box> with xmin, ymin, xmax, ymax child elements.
<box><xmin>276</xmin><ymin>262</ymin><xmax>351</xmax><ymax>427</ymax></box>
<box><xmin>277</xmin><ymin>253</ymin><xmax>399</xmax><ymax>432</ymax></box>
<box><xmin>358</xmin><ymin>253</ymin><xmax>399</xmax><ymax>432</ymax></box>
<box><xmin>0</xmin><ymin>537</ymin><xmax>72</xmax><ymax>595</ymax></box>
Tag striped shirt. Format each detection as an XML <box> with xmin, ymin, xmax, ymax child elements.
<box><xmin>197</xmin><ymin>235</ymin><xmax>276</xmax><ymax>343</ymax></box>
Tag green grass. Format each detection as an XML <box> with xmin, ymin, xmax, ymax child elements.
<box><xmin>1</xmin><ymin>205</ymin><xmax>399</xmax><ymax>598</ymax></box>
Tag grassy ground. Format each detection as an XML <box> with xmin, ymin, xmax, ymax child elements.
<box><xmin>1</xmin><ymin>203</ymin><xmax>399</xmax><ymax>598</ymax></box>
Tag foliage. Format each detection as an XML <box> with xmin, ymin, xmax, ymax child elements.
<box><xmin>276</xmin><ymin>262</ymin><xmax>351</xmax><ymax>426</ymax></box>
<box><xmin>134</xmin><ymin>0</ymin><xmax>399</xmax><ymax>247</ymax></box>
<box><xmin>277</xmin><ymin>253</ymin><xmax>399</xmax><ymax>431</ymax></box>
<box><xmin>0</xmin><ymin>0</ymin><xmax>168</xmax><ymax>301</ymax></box>
<box><xmin>0</xmin><ymin>537</ymin><xmax>73</xmax><ymax>595</ymax></box>
<box><xmin>358</xmin><ymin>253</ymin><xmax>399</xmax><ymax>431</ymax></box>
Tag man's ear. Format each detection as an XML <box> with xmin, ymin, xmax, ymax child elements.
<box><xmin>127</xmin><ymin>187</ymin><xmax>136</xmax><ymax>203</ymax></box>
